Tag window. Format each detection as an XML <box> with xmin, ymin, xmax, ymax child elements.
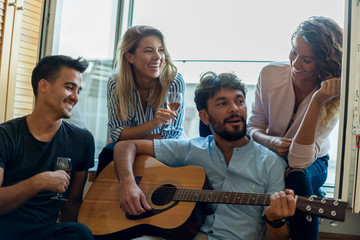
<box><xmin>336</xmin><ymin>0</ymin><xmax>360</xmax><ymax>213</ymax></box>
<box><xmin>43</xmin><ymin>0</ymin><xmax>346</xmax><ymax>195</ymax></box>
<box><xmin>43</xmin><ymin>0</ymin><xmax>119</xmax><ymax>157</ymax></box>
<box><xmin>131</xmin><ymin>0</ymin><xmax>345</xmax><ymax>191</ymax></box>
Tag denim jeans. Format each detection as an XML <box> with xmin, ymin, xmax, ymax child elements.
<box><xmin>96</xmin><ymin>142</ymin><xmax>117</xmax><ymax>177</ymax></box>
<box><xmin>285</xmin><ymin>154</ymin><xmax>329</xmax><ymax>240</ymax></box>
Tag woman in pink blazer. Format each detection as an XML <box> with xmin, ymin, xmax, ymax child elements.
<box><xmin>248</xmin><ymin>16</ymin><xmax>342</xmax><ymax>240</ymax></box>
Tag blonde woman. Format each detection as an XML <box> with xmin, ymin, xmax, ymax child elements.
<box><xmin>97</xmin><ymin>26</ymin><xmax>186</xmax><ymax>175</ymax></box>
<box><xmin>248</xmin><ymin>16</ymin><xmax>342</xmax><ymax>240</ymax></box>
<box><xmin>108</xmin><ymin>25</ymin><xmax>186</xmax><ymax>141</ymax></box>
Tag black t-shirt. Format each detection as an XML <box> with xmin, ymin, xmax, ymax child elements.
<box><xmin>0</xmin><ymin>116</ymin><xmax>94</xmax><ymax>223</ymax></box>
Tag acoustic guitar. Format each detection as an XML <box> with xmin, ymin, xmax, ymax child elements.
<box><xmin>78</xmin><ymin>155</ymin><xmax>347</xmax><ymax>240</ymax></box>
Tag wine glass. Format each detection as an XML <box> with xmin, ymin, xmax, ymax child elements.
<box><xmin>164</xmin><ymin>92</ymin><xmax>182</xmax><ymax>131</ymax></box>
<box><xmin>51</xmin><ymin>157</ymin><xmax>72</xmax><ymax>201</ymax></box>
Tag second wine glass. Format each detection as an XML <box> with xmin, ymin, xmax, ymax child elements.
<box><xmin>164</xmin><ymin>91</ymin><xmax>182</xmax><ymax>131</ymax></box>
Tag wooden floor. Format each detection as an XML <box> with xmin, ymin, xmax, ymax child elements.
<box><xmin>319</xmin><ymin>232</ymin><xmax>360</xmax><ymax>240</ymax></box>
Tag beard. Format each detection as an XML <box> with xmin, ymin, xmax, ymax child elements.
<box><xmin>208</xmin><ymin>113</ymin><xmax>247</xmax><ymax>141</ymax></box>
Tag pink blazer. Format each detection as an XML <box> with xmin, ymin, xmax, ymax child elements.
<box><xmin>248</xmin><ymin>62</ymin><xmax>337</xmax><ymax>168</ymax></box>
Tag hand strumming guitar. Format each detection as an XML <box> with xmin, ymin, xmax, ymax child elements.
<box><xmin>119</xmin><ymin>176</ymin><xmax>152</xmax><ymax>216</ymax></box>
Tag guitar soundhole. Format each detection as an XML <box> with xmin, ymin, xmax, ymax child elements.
<box><xmin>151</xmin><ymin>184</ymin><xmax>177</xmax><ymax>206</ymax></box>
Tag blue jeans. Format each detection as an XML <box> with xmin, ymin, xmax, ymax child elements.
<box><xmin>96</xmin><ymin>142</ymin><xmax>117</xmax><ymax>177</ymax></box>
<box><xmin>285</xmin><ymin>155</ymin><xmax>329</xmax><ymax>240</ymax></box>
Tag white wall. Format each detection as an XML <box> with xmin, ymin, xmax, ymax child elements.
<box><xmin>320</xmin><ymin>209</ymin><xmax>360</xmax><ymax>235</ymax></box>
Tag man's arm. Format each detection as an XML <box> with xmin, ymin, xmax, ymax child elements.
<box><xmin>265</xmin><ymin>189</ymin><xmax>296</xmax><ymax>240</ymax></box>
<box><xmin>0</xmin><ymin>167</ymin><xmax>70</xmax><ymax>215</ymax></box>
<box><xmin>113</xmin><ymin>139</ymin><xmax>155</xmax><ymax>215</ymax></box>
<box><xmin>60</xmin><ymin>170</ymin><xmax>88</xmax><ymax>222</ymax></box>
<box><xmin>144</xmin><ymin>133</ymin><xmax>163</xmax><ymax>140</ymax></box>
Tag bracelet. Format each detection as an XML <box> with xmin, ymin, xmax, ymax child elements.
<box><xmin>263</xmin><ymin>215</ymin><xmax>287</xmax><ymax>228</ymax></box>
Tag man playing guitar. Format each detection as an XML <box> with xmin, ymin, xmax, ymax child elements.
<box><xmin>114</xmin><ymin>72</ymin><xmax>296</xmax><ymax>240</ymax></box>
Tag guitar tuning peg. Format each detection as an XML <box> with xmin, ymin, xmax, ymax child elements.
<box><xmin>306</xmin><ymin>215</ymin><xmax>312</xmax><ymax>222</ymax></box>
<box><xmin>330</xmin><ymin>221</ymin><xmax>338</xmax><ymax>227</ymax></box>
<box><xmin>309</xmin><ymin>195</ymin><xmax>316</xmax><ymax>201</ymax></box>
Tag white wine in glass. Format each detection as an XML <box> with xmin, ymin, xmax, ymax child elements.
<box><xmin>51</xmin><ymin>157</ymin><xmax>72</xmax><ymax>201</ymax></box>
<box><xmin>164</xmin><ymin>92</ymin><xmax>182</xmax><ymax>131</ymax></box>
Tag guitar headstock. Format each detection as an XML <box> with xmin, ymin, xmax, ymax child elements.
<box><xmin>296</xmin><ymin>196</ymin><xmax>347</xmax><ymax>222</ymax></box>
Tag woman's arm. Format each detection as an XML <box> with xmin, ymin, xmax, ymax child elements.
<box><xmin>119</xmin><ymin>111</ymin><xmax>173</xmax><ymax>140</ymax></box>
<box><xmin>248</xmin><ymin>72</ymin><xmax>292</xmax><ymax>156</ymax></box>
<box><xmin>288</xmin><ymin>78</ymin><xmax>340</xmax><ymax>168</ymax></box>
<box><xmin>252</xmin><ymin>131</ymin><xmax>292</xmax><ymax>157</ymax></box>
<box><xmin>107</xmin><ymin>76</ymin><xmax>174</xmax><ymax>141</ymax></box>
<box><xmin>107</xmin><ymin>76</ymin><xmax>126</xmax><ymax>141</ymax></box>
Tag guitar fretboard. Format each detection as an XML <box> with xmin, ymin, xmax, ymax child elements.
<box><xmin>173</xmin><ymin>189</ymin><xmax>271</xmax><ymax>206</ymax></box>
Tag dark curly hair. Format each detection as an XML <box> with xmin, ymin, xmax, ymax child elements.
<box><xmin>194</xmin><ymin>71</ymin><xmax>246</xmax><ymax>111</ymax></box>
<box><xmin>292</xmin><ymin>16</ymin><xmax>343</xmax><ymax>125</ymax></box>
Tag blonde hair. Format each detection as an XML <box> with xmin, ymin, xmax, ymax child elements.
<box><xmin>292</xmin><ymin>16</ymin><xmax>343</xmax><ymax>126</ymax></box>
<box><xmin>114</xmin><ymin>25</ymin><xmax>177</xmax><ymax>121</ymax></box>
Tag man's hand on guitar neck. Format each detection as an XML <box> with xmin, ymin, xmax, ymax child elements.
<box><xmin>119</xmin><ymin>179</ymin><xmax>152</xmax><ymax>216</ymax></box>
<box><xmin>265</xmin><ymin>189</ymin><xmax>296</xmax><ymax>221</ymax></box>
<box><xmin>264</xmin><ymin>189</ymin><xmax>296</xmax><ymax>240</ymax></box>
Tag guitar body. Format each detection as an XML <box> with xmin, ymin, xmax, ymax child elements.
<box><xmin>79</xmin><ymin>155</ymin><xmax>347</xmax><ymax>239</ymax></box>
<box><xmin>78</xmin><ymin>155</ymin><xmax>211</xmax><ymax>240</ymax></box>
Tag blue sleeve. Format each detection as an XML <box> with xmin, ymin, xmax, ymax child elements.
<box><xmin>161</xmin><ymin>73</ymin><xmax>187</xmax><ymax>139</ymax></box>
<box><xmin>265</xmin><ymin>155</ymin><xmax>287</xmax><ymax>195</ymax></box>
<box><xmin>153</xmin><ymin>138</ymin><xmax>190</xmax><ymax>167</ymax></box>
<box><xmin>107</xmin><ymin>75</ymin><xmax>131</xmax><ymax>141</ymax></box>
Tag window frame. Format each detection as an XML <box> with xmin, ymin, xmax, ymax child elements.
<box><xmin>335</xmin><ymin>0</ymin><xmax>360</xmax><ymax>213</ymax></box>
<box><xmin>39</xmin><ymin>0</ymin><xmax>360</xmax><ymax>211</ymax></box>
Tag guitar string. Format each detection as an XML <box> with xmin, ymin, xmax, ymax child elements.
<box><xmin>131</xmin><ymin>183</ymin><xmax>343</xmax><ymax>219</ymax></box>
<box><xmin>141</xmin><ymin>184</ymin><xmax>335</xmax><ymax>205</ymax></box>
<box><xmin>141</xmin><ymin>184</ymin><xmax>271</xmax><ymax>204</ymax></box>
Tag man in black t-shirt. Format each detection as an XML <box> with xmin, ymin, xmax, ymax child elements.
<box><xmin>0</xmin><ymin>55</ymin><xmax>95</xmax><ymax>240</ymax></box>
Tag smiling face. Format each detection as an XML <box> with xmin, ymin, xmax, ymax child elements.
<box><xmin>44</xmin><ymin>67</ymin><xmax>82</xmax><ymax>119</ymax></box>
<box><xmin>289</xmin><ymin>35</ymin><xmax>320</xmax><ymax>86</ymax></box>
<box><xmin>201</xmin><ymin>88</ymin><xmax>247</xmax><ymax>141</ymax></box>
<box><xmin>125</xmin><ymin>35</ymin><xmax>165</xmax><ymax>88</ymax></box>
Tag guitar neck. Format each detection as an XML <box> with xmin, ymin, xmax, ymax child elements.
<box><xmin>174</xmin><ymin>188</ymin><xmax>271</xmax><ymax>206</ymax></box>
